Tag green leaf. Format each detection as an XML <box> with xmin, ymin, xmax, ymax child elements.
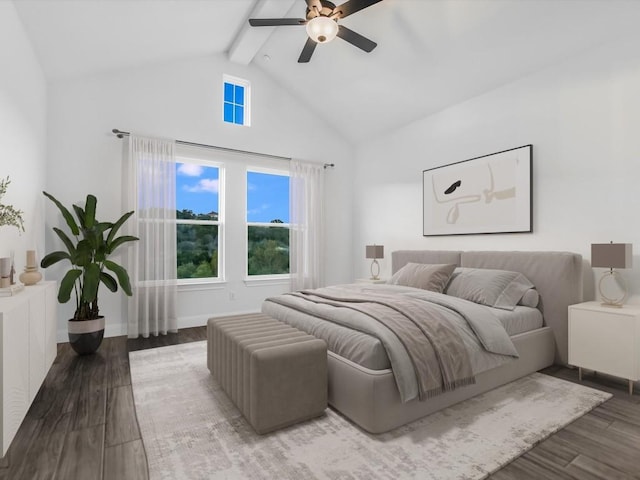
<box><xmin>84</xmin><ymin>194</ymin><xmax>97</xmax><ymax>229</ymax></box>
<box><xmin>43</xmin><ymin>191</ymin><xmax>80</xmax><ymax>236</ymax></box>
<box><xmin>74</xmin><ymin>240</ymin><xmax>93</xmax><ymax>267</ymax></box>
<box><xmin>104</xmin><ymin>260</ymin><xmax>133</xmax><ymax>296</ymax></box>
<box><xmin>53</xmin><ymin>227</ymin><xmax>76</xmax><ymax>257</ymax></box>
<box><xmin>95</xmin><ymin>222</ymin><xmax>113</xmax><ymax>236</ymax></box>
<box><xmin>59</xmin><ymin>269</ymin><xmax>82</xmax><ymax>303</ymax></box>
<box><xmin>107</xmin><ymin>235</ymin><xmax>139</xmax><ymax>254</ymax></box>
<box><xmin>106</xmin><ymin>211</ymin><xmax>134</xmax><ymax>245</ymax></box>
<box><xmin>40</xmin><ymin>251</ymin><xmax>71</xmax><ymax>268</ymax></box>
<box><xmin>100</xmin><ymin>271</ymin><xmax>118</xmax><ymax>292</ymax></box>
<box><xmin>73</xmin><ymin>204</ymin><xmax>86</xmax><ymax>230</ymax></box>
<box><xmin>82</xmin><ymin>263</ymin><xmax>101</xmax><ymax>303</ymax></box>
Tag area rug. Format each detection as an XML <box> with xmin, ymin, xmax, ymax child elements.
<box><xmin>129</xmin><ymin>341</ymin><xmax>611</xmax><ymax>480</ymax></box>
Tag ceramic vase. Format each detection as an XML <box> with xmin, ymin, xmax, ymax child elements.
<box><xmin>19</xmin><ymin>250</ymin><xmax>42</xmax><ymax>286</ymax></box>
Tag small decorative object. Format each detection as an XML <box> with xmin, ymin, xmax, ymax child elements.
<box><xmin>40</xmin><ymin>192</ymin><xmax>138</xmax><ymax>355</ymax></box>
<box><xmin>591</xmin><ymin>242</ymin><xmax>633</xmax><ymax>307</ymax></box>
<box><xmin>19</xmin><ymin>249</ymin><xmax>42</xmax><ymax>286</ymax></box>
<box><xmin>0</xmin><ymin>176</ymin><xmax>25</xmax><ymax>232</ymax></box>
<box><xmin>0</xmin><ymin>257</ymin><xmax>10</xmax><ymax>288</ymax></box>
<box><xmin>366</xmin><ymin>244</ymin><xmax>384</xmax><ymax>280</ymax></box>
<box><xmin>423</xmin><ymin>145</ymin><xmax>532</xmax><ymax>236</ymax></box>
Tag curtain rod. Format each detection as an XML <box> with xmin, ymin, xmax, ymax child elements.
<box><xmin>112</xmin><ymin>129</ymin><xmax>335</xmax><ymax>169</ymax></box>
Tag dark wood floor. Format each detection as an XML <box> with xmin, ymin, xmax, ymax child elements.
<box><xmin>1</xmin><ymin>328</ymin><xmax>638</xmax><ymax>479</ymax></box>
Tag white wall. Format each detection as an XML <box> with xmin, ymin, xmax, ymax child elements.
<box><xmin>47</xmin><ymin>54</ymin><xmax>354</xmax><ymax>341</ymax></box>
<box><xmin>0</xmin><ymin>3</ymin><xmax>47</xmax><ymax>272</ymax></box>
<box><xmin>353</xmin><ymin>33</ymin><xmax>640</xmax><ymax>300</ymax></box>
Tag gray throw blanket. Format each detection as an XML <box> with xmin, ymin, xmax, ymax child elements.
<box><xmin>287</xmin><ymin>289</ymin><xmax>475</xmax><ymax>401</ymax></box>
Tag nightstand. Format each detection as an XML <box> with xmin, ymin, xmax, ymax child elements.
<box><xmin>355</xmin><ymin>278</ymin><xmax>387</xmax><ymax>284</ymax></box>
<box><xmin>568</xmin><ymin>301</ymin><xmax>640</xmax><ymax>395</ymax></box>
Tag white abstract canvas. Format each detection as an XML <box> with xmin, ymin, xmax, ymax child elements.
<box><xmin>423</xmin><ymin>145</ymin><xmax>532</xmax><ymax>235</ymax></box>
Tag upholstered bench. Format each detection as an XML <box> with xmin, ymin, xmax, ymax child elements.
<box><xmin>207</xmin><ymin>313</ymin><xmax>327</xmax><ymax>434</ymax></box>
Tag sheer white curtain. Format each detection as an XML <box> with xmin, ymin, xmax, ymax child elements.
<box><xmin>290</xmin><ymin>159</ymin><xmax>325</xmax><ymax>291</ymax></box>
<box><xmin>124</xmin><ymin>135</ymin><xmax>178</xmax><ymax>338</ymax></box>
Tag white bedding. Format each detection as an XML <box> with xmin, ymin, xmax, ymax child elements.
<box><xmin>491</xmin><ymin>305</ymin><xmax>543</xmax><ymax>336</ymax></box>
<box><xmin>263</xmin><ymin>283</ymin><xmax>535</xmax><ymax>402</ymax></box>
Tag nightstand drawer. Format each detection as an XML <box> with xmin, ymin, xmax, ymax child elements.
<box><xmin>569</xmin><ymin>306</ymin><xmax>640</xmax><ymax>380</ymax></box>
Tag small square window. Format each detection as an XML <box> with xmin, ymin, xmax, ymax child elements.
<box><xmin>224</xmin><ymin>82</ymin><xmax>234</xmax><ymax>103</ymax></box>
<box><xmin>235</xmin><ymin>106</ymin><xmax>244</xmax><ymax>125</ymax></box>
<box><xmin>235</xmin><ymin>85</ymin><xmax>245</xmax><ymax>105</ymax></box>
<box><xmin>222</xmin><ymin>75</ymin><xmax>251</xmax><ymax>126</ymax></box>
<box><xmin>223</xmin><ymin>102</ymin><xmax>234</xmax><ymax>123</ymax></box>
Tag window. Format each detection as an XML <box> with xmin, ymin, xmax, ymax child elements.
<box><xmin>176</xmin><ymin>161</ymin><xmax>222</xmax><ymax>281</ymax></box>
<box><xmin>223</xmin><ymin>75</ymin><xmax>251</xmax><ymax>126</ymax></box>
<box><xmin>246</xmin><ymin>170</ymin><xmax>290</xmax><ymax>276</ymax></box>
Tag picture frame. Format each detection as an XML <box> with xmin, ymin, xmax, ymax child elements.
<box><xmin>423</xmin><ymin>145</ymin><xmax>532</xmax><ymax>236</ymax></box>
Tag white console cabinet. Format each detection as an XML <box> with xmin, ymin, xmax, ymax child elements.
<box><xmin>0</xmin><ymin>281</ymin><xmax>57</xmax><ymax>456</ymax></box>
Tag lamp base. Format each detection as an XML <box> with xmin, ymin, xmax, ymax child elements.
<box><xmin>370</xmin><ymin>259</ymin><xmax>380</xmax><ymax>281</ymax></box>
<box><xmin>598</xmin><ymin>270</ymin><xmax>627</xmax><ymax>307</ymax></box>
<box><xmin>600</xmin><ymin>301</ymin><xmax>623</xmax><ymax>308</ymax></box>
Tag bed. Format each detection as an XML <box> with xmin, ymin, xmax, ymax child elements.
<box><xmin>262</xmin><ymin>250</ymin><xmax>583</xmax><ymax>433</ymax></box>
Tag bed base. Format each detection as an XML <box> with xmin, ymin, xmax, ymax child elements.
<box><xmin>327</xmin><ymin>327</ymin><xmax>555</xmax><ymax>433</ymax></box>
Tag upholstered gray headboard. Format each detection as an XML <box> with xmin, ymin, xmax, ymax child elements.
<box><xmin>391</xmin><ymin>250</ymin><xmax>583</xmax><ymax>365</ymax></box>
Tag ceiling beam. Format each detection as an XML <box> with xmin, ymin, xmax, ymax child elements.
<box><xmin>228</xmin><ymin>0</ymin><xmax>298</xmax><ymax>65</ymax></box>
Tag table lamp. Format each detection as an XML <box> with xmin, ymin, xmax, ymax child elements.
<box><xmin>591</xmin><ymin>242</ymin><xmax>632</xmax><ymax>307</ymax></box>
<box><xmin>366</xmin><ymin>244</ymin><xmax>384</xmax><ymax>280</ymax></box>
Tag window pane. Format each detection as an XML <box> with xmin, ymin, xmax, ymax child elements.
<box><xmin>248</xmin><ymin>226</ymin><xmax>289</xmax><ymax>275</ymax></box>
<box><xmin>176</xmin><ymin>163</ymin><xmax>219</xmax><ymax>219</ymax></box>
<box><xmin>177</xmin><ymin>224</ymin><xmax>218</xmax><ymax>279</ymax></box>
<box><xmin>223</xmin><ymin>102</ymin><xmax>234</xmax><ymax>123</ymax></box>
<box><xmin>247</xmin><ymin>171</ymin><xmax>290</xmax><ymax>223</ymax></box>
<box><xmin>235</xmin><ymin>85</ymin><xmax>245</xmax><ymax>105</ymax></box>
<box><xmin>224</xmin><ymin>82</ymin><xmax>234</xmax><ymax>102</ymax></box>
<box><xmin>234</xmin><ymin>105</ymin><xmax>244</xmax><ymax>125</ymax></box>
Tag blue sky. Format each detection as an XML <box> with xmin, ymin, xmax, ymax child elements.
<box><xmin>176</xmin><ymin>163</ymin><xmax>219</xmax><ymax>215</ymax></box>
<box><xmin>247</xmin><ymin>171</ymin><xmax>289</xmax><ymax>223</ymax></box>
<box><xmin>176</xmin><ymin>163</ymin><xmax>289</xmax><ymax>222</ymax></box>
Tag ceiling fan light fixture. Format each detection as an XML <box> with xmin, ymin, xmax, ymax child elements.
<box><xmin>305</xmin><ymin>16</ymin><xmax>338</xmax><ymax>43</ymax></box>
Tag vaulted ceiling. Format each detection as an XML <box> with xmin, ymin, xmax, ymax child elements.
<box><xmin>14</xmin><ymin>0</ymin><xmax>640</xmax><ymax>144</ymax></box>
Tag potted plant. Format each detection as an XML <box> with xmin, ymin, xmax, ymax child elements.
<box><xmin>40</xmin><ymin>192</ymin><xmax>138</xmax><ymax>355</ymax></box>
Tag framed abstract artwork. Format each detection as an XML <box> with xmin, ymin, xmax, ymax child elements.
<box><xmin>423</xmin><ymin>145</ymin><xmax>532</xmax><ymax>236</ymax></box>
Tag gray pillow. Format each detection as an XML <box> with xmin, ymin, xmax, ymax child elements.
<box><xmin>387</xmin><ymin>263</ymin><xmax>456</xmax><ymax>293</ymax></box>
<box><xmin>519</xmin><ymin>288</ymin><xmax>540</xmax><ymax>308</ymax></box>
<box><xmin>445</xmin><ymin>267</ymin><xmax>535</xmax><ymax>311</ymax></box>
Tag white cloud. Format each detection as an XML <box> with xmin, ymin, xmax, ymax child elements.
<box><xmin>178</xmin><ymin>164</ymin><xmax>204</xmax><ymax>176</ymax></box>
<box><xmin>185</xmin><ymin>178</ymin><xmax>219</xmax><ymax>193</ymax></box>
<box><xmin>247</xmin><ymin>203</ymin><xmax>270</xmax><ymax>216</ymax></box>
<box><xmin>247</xmin><ymin>182</ymin><xmax>257</xmax><ymax>191</ymax></box>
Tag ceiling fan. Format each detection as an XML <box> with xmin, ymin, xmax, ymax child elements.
<box><xmin>248</xmin><ymin>0</ymin><xmax>383</xmax><ymax>63</ymax></box>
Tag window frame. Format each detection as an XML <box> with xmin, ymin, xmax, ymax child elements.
<box><xmin>175</xmin><ymin>156</ymin><xmax>225</xmax><ymax>285</ymax></box>
<box><xmin>223</xmin><ymin>74</ymin><xmax>251</xmax><ymax>127</ymax></box>
<box><xmin>245</xmin><ymin>166</ymin><xmax>290</xmax><ymax>280</ymax></box>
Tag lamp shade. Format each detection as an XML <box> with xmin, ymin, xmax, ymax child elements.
<box><xmin>591</xmin><ymin>243</ymin><xmax>632</xmax><ymax>269</ymax></box>
<box><xmin>366</xmin><ymin>245</ymin><xmax>384</xmax><ymax>259</ymax></box>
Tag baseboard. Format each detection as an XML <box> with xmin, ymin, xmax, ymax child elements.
<box><xmin>178</xmin><ymin>310</ymin><xmax>262</xmax><ymax>329</ymax></box>
<box><xmin>56</xmin><ymin>310</ymin><xmax>262</xmax><ymax>343</ymax></box>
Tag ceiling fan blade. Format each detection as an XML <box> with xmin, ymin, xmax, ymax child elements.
<box><xmin>298</xmin><ymin>37</ymin><xmax>318</xmax><ymax>63</ymax></box>
<box><xmin>334</xmin><ymin>0</ymin><xmax>382</xmax><ymax>19</ymax></box>
<box><xmin>249</xmin><ymin>18</ymin><xmax>306</xmax><ymax>27</ymax></box>
<box><xmin>336</xmin><ymin>25</ymin><xmax>377</xmax><ymax>52</ymax></box>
